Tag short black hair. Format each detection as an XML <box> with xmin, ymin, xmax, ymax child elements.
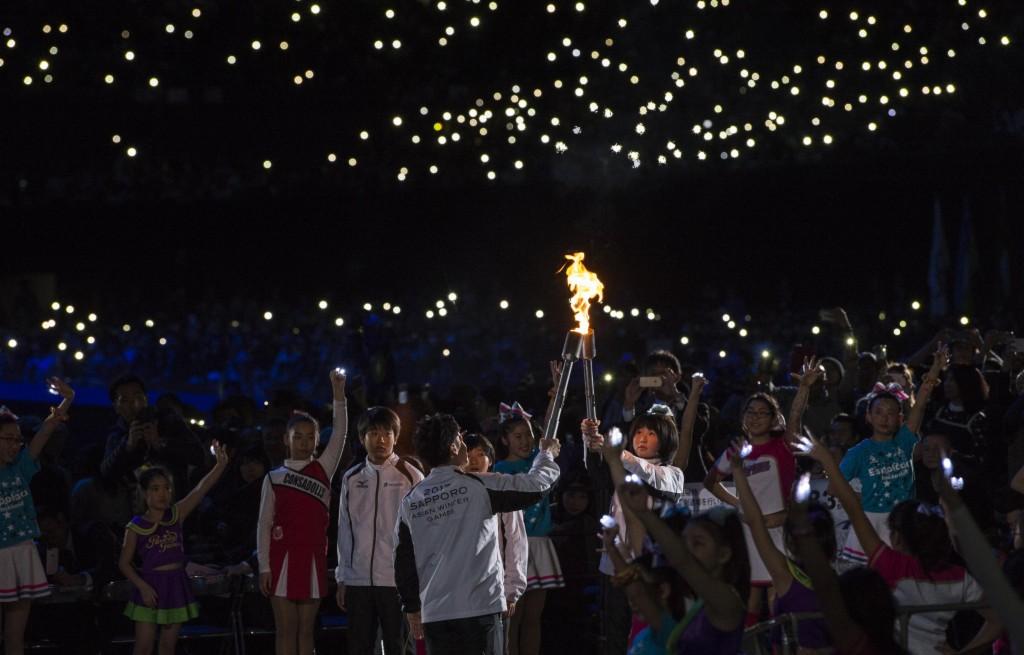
<box><xmin>644</xmin><ymin>350</ymin><xmax>682</xmax><ymax>376</ymax></box>
<box><xmin>463</xmin><ymin>433</ymin><xmax>495</xmax><ymax>464</ymax></box>
<box><xmin>413</xmin><ymin>413</ymin><xmax>461</xmax><ymax>468</ymax></box>
<box><xmin>628</xmin><ymin>412</ymin><xmax>679</xmax><ymax>463</ymax></box>
<box><xmin>831</xmin><ymin>413</ymin><xmax>855</xmax><ymax>426</ymax></box>
<box><xmin>358</xmin><ymin>406</ymin><xmax>401</xmax><ymax>438</ymax></box>
<box><xmin>109</xmin><ymin>374</ymin><xmax>147</xmax><ymax>403</ymax></box>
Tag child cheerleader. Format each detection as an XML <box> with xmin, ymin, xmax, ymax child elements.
<box><xmin>0</xmin><ymin>378</ymin><xmax>74</xmax><ymax>655</ymax></box>
<box><xmin>258</xmin><ymin>369</ymin><xmax>348</xmax><ymax>655</ymax></box>
<box><xmin>119</xmin><ymin>443</ymin><xmax>228</xmax><ymax>655</ymax></box>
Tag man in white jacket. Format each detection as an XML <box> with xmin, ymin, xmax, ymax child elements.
<box><xmin>336</xmin><ymin>407</ymin><xmax>424</xmax><ymax>655</ymax></box>
<box><xmin>395</xmin><ymin>414</ymin><xmax>560</xmax><ymax>655</ymax></box>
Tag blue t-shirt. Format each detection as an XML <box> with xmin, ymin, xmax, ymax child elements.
<box><xmin>0</xmin><ymin>449</ymin><xmax>41</xmax><ymax>549</ymax></box>
<box><xmin>629</xmin><ymin>610</ymin><xmax>677</xmax><ymax>655</ymax></box>
<box><xmin>494</xmin><ymin>453</ymin><xmax>552</xmax><ymax>537</ymax></box>
<box><xmin>839</xmin><ymin>425</ymin><xmax>918</xmax><ymax>513</ymax></box>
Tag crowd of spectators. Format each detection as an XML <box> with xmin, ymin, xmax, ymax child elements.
<box><xmin>2</xmin><ymin>292</ymin><xmax>1024</xmax><ymax>653</ymax></box>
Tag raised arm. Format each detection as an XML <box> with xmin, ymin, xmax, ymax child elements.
<box><xmin>318</xmin><ymin>369</ymin><xmax>349</xmax><ymax>476</ymax></box>
<box><xmin>703</xmin><ymin>453</ymin><xmax>740</xmax><ymax>508</ymax></box>
<box><xmin>673</xmin><ymin>373</ymin><xmax>706</xmax><ymax>470</ymax></box>
<box><xmin>542</xmin><ymin>360</ymin><xmax>563</xmax><ymax>432</ymax></box>
<box><xmin>802</xmin><ymin>434</ymin><xmax>883</xmax><ymax>560</ymax></box>
<box><xmin>907</xmin><ymin>343</ymin><xmax>947</xmax><ymax>435</ymax></box>
<box><xmin>29</xmin><ymin>378</ymin><xmax>74</xmax><ymax>460</ymax></box>
<box><xmin>923</xmin><ymin>451</ymin><xmax>1018</xmax><ymax>654</ymax></box>
<box><xmin>730</xmin><ymin>442</ymin><xmax>793</xmax><ymax>593</ymax></box>
<box><xmin>618</xmin><ymin>480</ymin><xmax>745</xmax><ymax>632</ymax></box>
<box><xmin>789</xmin><ymin>499</ymin><xmax>867</xmax><ymax>647</ymax></box>
<box><xmin>176</xmin><ymin>441</ymin><xmax>228</xmax><ymax>521</ymax></box>
<box><xmin>483</xmin><ymin>441</ymin><xmax>562</xmax><ymax>513</ymax></box>
<box><xmin>600</xmin><ymin>525</ymin><xmax>667</xmax><ymax>633</ymax></box>
<box><xmin>787</xmin><ymin>359</ymin><xmax>823</xmax><ymax>443</ymax></box>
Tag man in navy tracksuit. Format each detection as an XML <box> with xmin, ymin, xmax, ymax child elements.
<box><xmin>394</xmin><ymin>413</ymin><xmax>560</xmax><ymax>655</ymax></box>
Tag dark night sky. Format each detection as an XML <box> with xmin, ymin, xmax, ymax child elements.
<box><xmin>3</xmin><ymin>1</ymin><xmax>1024</xmax><ymax>317</ymax></box>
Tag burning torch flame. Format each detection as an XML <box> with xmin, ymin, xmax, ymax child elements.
<box><xmin>564</xmin><ymin>252</ymin><xmax>604</xmax><ymax>334</ymax></box>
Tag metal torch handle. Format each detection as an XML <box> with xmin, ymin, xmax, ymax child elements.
<box><xmin>582</xmin><ymin>360</ymin><xmax>597</xmax><ymax>470</ymax></box>
<box><xmin>542</xmin><ymin>359</ymin><xmax>575</xmax><ymax>442</ymax></box>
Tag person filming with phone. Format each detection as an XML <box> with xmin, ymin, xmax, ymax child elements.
<box><xmin>621</xmin><ymin>350</ymin><xmax>688</xmax><ymax>424</ymax></box>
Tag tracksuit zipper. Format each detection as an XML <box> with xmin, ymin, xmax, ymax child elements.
<box><xmin>370</xmin><ymin>471</ymin><xmax>380</xmax><ymax>586</ymax></box>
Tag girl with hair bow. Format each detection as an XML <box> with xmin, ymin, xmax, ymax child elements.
<box><xmin>836</xmin><ymin>344</ymin><xmax>947</xmax><ymax>564</ymax></box>
<box><xmin>494</xmin><ymin>399</ymin><xmax>564</xmax><ymax>655</ymax></box>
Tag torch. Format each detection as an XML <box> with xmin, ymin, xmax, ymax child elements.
<box><xmin>542</xmin><ymin>252</ymin><xmax>604</xmax><ymax>467</ymax></box>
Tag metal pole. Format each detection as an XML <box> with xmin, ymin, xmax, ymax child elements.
<box><xmin>542</xmin><ymin>331</ymin><xmax>581</xmax><ymax>442</ymax></box>
<box><xmin>579</xmin><ymin>330</ymin><xmax>596</xmax><ymax>470</ymax></box>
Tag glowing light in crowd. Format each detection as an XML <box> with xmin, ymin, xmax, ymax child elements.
<box><xmin>608</xmin><ymin>427</ymin><xmax>623</xmax><ymax>447</ymax></box>
<box><xmin>0</xmin><ymin>1</ymin><xmax>1010</xmax><ymax>183</ymax></box>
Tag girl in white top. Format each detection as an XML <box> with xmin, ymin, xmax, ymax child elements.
<box><xmin>582</xmin><ymin>399</ymin><xmax>689</xmax><ymax>575</ymax></box>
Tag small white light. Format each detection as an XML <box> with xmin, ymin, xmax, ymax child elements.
<box><xmin>599</xmin><ymin>514</ymin><xmax>617</xmax><ymax>530</ymax></box>
<box><xmin>535</xmin><ymin>309</ymin><xmax>544</xmax><ymax>318</ymax></box>
<box><xmin>334</xmin><ymin>367</ymin><xmax>346</xmax><ymax>376</ymax></box>
<box><xmin>499</xmin><ymin>300</ymin><xmax>509</xmax><ymax>309</ymax></box>
<box><xmin>795</xmin><ymin>473</ymin><xmax>812</xmax><ymax>502</ymax></box>
<box><xmin>608</xmin><ymin>427</ymin><xmax>624</xmax><ymax>447</ymax></box>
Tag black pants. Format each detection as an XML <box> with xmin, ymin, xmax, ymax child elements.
<box><xmin>603</xmin><ymin>580</ymin><xmax>631</xmax><ymax>655</ymax></box>
<box><xmin>423</xmin><ymin>613</ymin><xmax>503</xmax><ymax>655</ymax></box>
<box><xmin>345</xmin><ymin>585</ymin><xmax>412</xmax><ymax>655</ymax></box>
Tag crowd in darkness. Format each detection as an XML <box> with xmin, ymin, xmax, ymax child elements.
<box><xmin>2</xmin><ymin>290</ymin><xmax>1024</xmax><ymax>654</ymax></box>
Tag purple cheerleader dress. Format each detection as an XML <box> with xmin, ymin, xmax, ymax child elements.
<box><xmin>123</xmin><ymin>507</ymin><xmax>199</xmax><ymax>624</ymax></box>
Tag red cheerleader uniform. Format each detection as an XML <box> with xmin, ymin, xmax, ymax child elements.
<box><xmin>258</xmin><ymin>400</ymin><xmax>347</xmax><ymax>599</ymax></box>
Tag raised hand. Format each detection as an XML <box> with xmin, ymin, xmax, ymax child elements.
<box><xmin>623</xmin><ymin>377</ymin><xmax>642</xmax><ymax>410</ymax></box>
<box><xmin>924</xmin><ymin>343</ymin><xmax>950</xmax><ymax>385</ymax></box>
<box><xmin>330</xmin><ymin>368</ymin><xmax>347</xmax><ymax>398</ymax></box>
<box><xmin>659</xmin><ymin>369</ymin><xmax>682</xmax><ymax>399</ymax></box>
<box><xmin>46</xmin><ymin>377</ymin><xmax>75</xmax><ymax>401</ymax></box>
<box><xmin>549</xmin><ymin>360</ymin><xmax>563</xmax><ymax>387</ymax></box>
<box><xmin>728</xmin><ymin>438</ymin><xmax>753</xmax><ymax>470</ymax></box>
<box><xmin>791</xmin><ymin>357</ymin><xmax>824</xmax><ymax>388</ymax></box>
<box><xmin>690</xmin><ymin>372</ymin><xmax>707</xmax><ymax>396</ymax></box>
<box><xmin>794</xmin><ymin>433</ymin><xmax>830</xmax><ymax>464</ymax></box>
<box><xmin>210</xmin><ymin>440</ymin><xmax>229</xmax><ymax>469</ymax></box>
